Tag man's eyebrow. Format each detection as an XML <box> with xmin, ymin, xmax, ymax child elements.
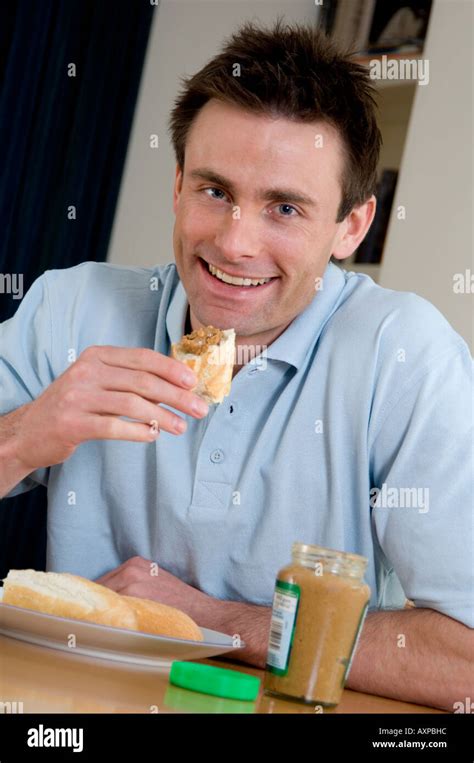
<box><xmin>189</xmin><ymin>168</ymin><xmax>317</xmax><ymax>207</ymax></box>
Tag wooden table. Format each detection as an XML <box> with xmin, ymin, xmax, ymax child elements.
<box><xmin>0</xmin><ymin>634</ymin><xmax>445</xmax><ymax>714</ymax></box>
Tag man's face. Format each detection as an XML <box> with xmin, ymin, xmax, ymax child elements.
<box><xmin>173</xmin><ymin>99</ymin><xmax>352</xmax><ymax>342</ymax></box>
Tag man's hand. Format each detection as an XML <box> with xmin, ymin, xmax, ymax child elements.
<box><xmin>8</xmin><ymin>344</ymin><xmax>209</xmax><ymax>474</ymax></box>
<box><xmin>94</xmin><ymin>555</ymin><xmax>217</xmax><ymax>624</ymax></box>
<box><xmin>95</xmin><ymin>556</ymin><xmax>272</xmax><ymax>665</ymax></box>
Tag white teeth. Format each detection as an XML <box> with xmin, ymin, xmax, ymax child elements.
<box><xmin>207</xmin><ymin>262</ymin><xmax>272</xmax><ymax>286</ymax></box>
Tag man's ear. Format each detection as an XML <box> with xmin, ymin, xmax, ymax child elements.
<box><xmin>331</xmin><ymin>195</ymin><xmax>377</xmax><ymax>261</ymax></box>
<box><xmin>173</xmin><ymin>164</ymin><xmax>183</xmax><ymax>214</ymax></box>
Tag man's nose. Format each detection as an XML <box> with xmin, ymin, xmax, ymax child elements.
<box><xmin>213</xmin><ymin>212</ymin><xmax>263</xmax><ymax>263</ymax></box>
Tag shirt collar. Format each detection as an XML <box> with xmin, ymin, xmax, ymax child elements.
<box><xmin>166</xmin><ymin>275</ymin><xmax>189</xmax><ymax>347</ymax></box>
<box><xmin>166</xmin><ymin>261</ymin><xmax>347</xmax><ymax>370</ymax></box>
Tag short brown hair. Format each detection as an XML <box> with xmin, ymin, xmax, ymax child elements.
<box><xmin>168</xmin><ymin>17</ymin><xmax>382</xmax><ymax>222</ymax></box>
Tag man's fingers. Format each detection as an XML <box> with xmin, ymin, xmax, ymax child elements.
<box><xmin>95</xmin><ymin>557</ymin><xmax>149</xmax><ymax>585</ymax></box>
<box><xmin>99</xmin><ymin>366</ymin><xmax>208</xmax><ymax>419</ymax></box>
<box><xmin>91</xmin><ymin>345</ymin><xmax>197</xmax><ymax>388</ymax></box>
<box><xmin>94</xmin><ymin>574</ymin><xmax>120</xmax><ymax>589</ymax></box>
<box><xmin>80</xmin><ymin>415</ymin><xmax>163</xmax><ymax>443</ymax></box>
<box><xmin>89</xmin><ymin>390</ymin><xmax>188</xmax><ymax>435</ymax></box>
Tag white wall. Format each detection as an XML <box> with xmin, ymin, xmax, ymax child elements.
<box><xmin>107</xmin><ymin>0</ymin><xmax>318</xmax><ymax>269</ymax></box>
<box><xmin>379</xmin><ymin>0</ymin><xmax>473</xmax><ymax>350</ymax></box>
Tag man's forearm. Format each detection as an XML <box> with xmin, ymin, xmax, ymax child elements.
<box><xmin>345</xmin><ymin>607</ymin><xmax>473</xmax><ymax>711</ymax></box>
<box><xmin>205</xmin><ymin>599</ymin><xmax>473</xmax><ymax>711</ymax></box>
<box><xmin>0</xmin><ymin>407</ymin><xmax>32</xmax><ymax>498</ymax></box>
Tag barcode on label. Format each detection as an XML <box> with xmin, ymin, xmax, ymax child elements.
<box><xmin>266</xmin><ymin>585</ymin><xmax>300</xmax><ymax>673</ymax></box>
<box><xmin>268</xmin><ymin>613</ymin><xmax>284</xmax><ymax>651</ymax></box>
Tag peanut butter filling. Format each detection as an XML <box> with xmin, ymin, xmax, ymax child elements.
<box><xmin>179</xmin><ymin>325</ymin><xmax>223</xmax><ymax>355</ymax></box>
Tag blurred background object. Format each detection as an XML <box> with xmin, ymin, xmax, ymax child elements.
<box><xmin>321</xmin><ymin>0</ymin><xmax>433</xmax><ymax>55</ymax></box>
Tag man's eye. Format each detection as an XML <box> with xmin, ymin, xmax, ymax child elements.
<box><xmin>203</xmin><ymin>187</ymin><xmax>227</xmax><ymax>201</ymax></box>
<box><xmin>276</xmin><ymin>204</ymin><xmax>299</xmax><ymax>217</ymax></box>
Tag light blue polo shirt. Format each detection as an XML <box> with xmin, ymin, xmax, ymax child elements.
<box><xmin>1</xmin><ymin>260</ymin><xmax>473</xmax><ymax>627</ymax></box>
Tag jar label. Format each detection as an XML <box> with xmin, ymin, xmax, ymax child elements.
<box><xmin>342</xmin><ymin>600</ymin><xmax>369</xmax><ymax>685</ymax></box>
<box><xmin>265</xmin><ymin>579</ymin><xmax>300</xmax><ymax>675</ymax></box>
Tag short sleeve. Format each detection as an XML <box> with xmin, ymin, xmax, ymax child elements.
<box><xmin>369</xmin><ymin>342</ymin><xmax>474</xmax><ymax>628</ymax></box>
<box><xmin>0</xmin><ymin>273</ymin><xmax>55</xmax><ymax>497</ymax></box>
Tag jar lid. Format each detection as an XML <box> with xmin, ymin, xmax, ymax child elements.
<box><xmin>169</xmin><ymin>661</ymin><xmax>260</xmax><ymax>701</ymax></box>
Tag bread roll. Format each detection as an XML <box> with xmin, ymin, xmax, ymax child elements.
<box><xmin>2</xmin><ymin>569</ymin><xmax>136</xmax><ymax>629</ymax></box>
<box><xmin>1</xmin><ymin>569</ymin><xmax>203</xmax><ymax>641</ymax></box>
<box><xmin>123</xmin><ymin>595</ymin><xmax>203</xmax><ymax>641</ymax></box>
<box><xmin>171</xmin><ymin>325</ymin><xmax>235</xmax><ymax>404</ymax></box>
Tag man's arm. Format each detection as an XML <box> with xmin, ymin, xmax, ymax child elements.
<box><xmin>344</xmin><ymin>608</ymin><xmax>473</xmax><ymax>710</ymax></box>
<box><xmin>205</xmin><ymin>599</ymin><xmax>474</xmax><ymax>711</ymax></box>
<box><xmin>0</xmin><ymin>345</ymin><xmax>210</xmax><ymax>500</ymax></box>
<box><xmin>0</xmin><ymin>407</ymin><xmax>33</xmax><ymax>498</ymax></box>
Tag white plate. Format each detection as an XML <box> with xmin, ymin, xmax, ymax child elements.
<box><xmin>0</xmin><ymin>588</ymin><xmax>245</xmax><ymax>667</ymax></box>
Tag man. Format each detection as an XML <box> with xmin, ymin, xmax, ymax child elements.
<box><xmin>0</xmin><ymin>21</ymin><xmax>472</xmax><ymax>709</ymax></box>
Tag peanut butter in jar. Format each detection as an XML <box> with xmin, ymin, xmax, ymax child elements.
<box><xmin>264</xmin><ymin>543</ymin><xmax>370</xmax><ymax>707</ymax></box>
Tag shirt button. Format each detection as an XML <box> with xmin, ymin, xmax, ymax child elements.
<box><xmin>248</xmin><ymin>367</ymin><xmax>258</xmax><ymax>376</ymax></box>
<box><xmin>210</xmin><ymin>449</ymin><xmax>225</xmax><ymax>463</ymax></box>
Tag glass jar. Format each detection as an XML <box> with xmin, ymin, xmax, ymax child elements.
<box><xmin>263</xmin><ymin>542</ymin><xmax>370</xmax><ymax>707</ymax></box>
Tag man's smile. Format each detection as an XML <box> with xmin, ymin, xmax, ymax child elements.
<box><xmin>196</xmin><ymin>256</ymin><xmax>279</xmax><ymax>297</ymax></box>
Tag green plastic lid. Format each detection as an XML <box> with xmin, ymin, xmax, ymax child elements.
<box><xmin>169</xmin><ymin>661</ymin><xmax>260</xmax><ymax>701</ymax></box>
